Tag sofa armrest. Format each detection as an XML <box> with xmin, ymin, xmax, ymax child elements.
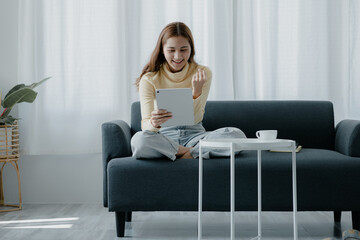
<box><xmin>102</xmin><ymin>120</ymin><xmax>132</xmax><ymax>207</ymax></box>
<box><xmin>335</xmin><ymin>119</ymin><xmax>360</xmax><ymax>157</ymax></box>
<box><xmin>102</xmin><ymin>120</ymin><xmax>132</xmax><ymax>160</ymax></box>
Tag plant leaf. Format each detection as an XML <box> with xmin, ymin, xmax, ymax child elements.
<box><xmin>3</xmin><ymin>77</ymin><xmax>51</xmax><ymax>100</ymax></box>
<box><xmin>26</xmin><ymin>76</ymin><xmax>51</xmax><ymax>89</ymax></box>
<box><xmin>3</xmin><ymin>88</ymin><xmax>38</xmax><ymax>108</ymax></box>
<box><xmin>1</xmin><ymin>77</ymin><xmax>50</xmax><ymax>118</ymax></box>
<box><xmin>0</xmin><ymin>115</ymin><xmax>18</xmax><ymax>125</ymax></box>
<box><xmin>4</xmin><ymin>84</ymin><xmax>26</xmax><ymax>100</ymax></box>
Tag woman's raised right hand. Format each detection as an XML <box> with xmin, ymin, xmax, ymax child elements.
<box><xmin>150</xmin><ymin>109</ymin><xmax>172</xmax><ymax>128</ymax></box>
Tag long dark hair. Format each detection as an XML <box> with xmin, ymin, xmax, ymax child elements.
<box><xmin>135</xmin><ymin>22</ymin><xmax>197</xmax><ymax>89</ymax></box>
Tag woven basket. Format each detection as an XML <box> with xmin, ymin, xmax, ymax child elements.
<box><xmin>0</xmin><ymin>121</ymin><xmax>22</xmax><ymax>211</ymax></box>
<box><xmin>0</xmin><ymin>121</ymin><xmax>19</xmax><ymax>161</ymax></box>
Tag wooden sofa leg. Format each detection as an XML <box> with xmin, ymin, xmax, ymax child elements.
<box><xmin>115</xmin><ymin>212</ymin><xmax>126</xmax><ymax>237</ymax></box>
<box><xmin>126</xmin><ymin>211</ymin><xmax>132</xmax><ymax>222</ymax></box>
<box><xmin>334</xmin><ymin>211</ymin><xmax>341</xmax><ymax>223</ymax></box>
<box><xmin>352</xmin><ymin>211</ymin><xmax>360</xmax><ymax>230</ymax></box>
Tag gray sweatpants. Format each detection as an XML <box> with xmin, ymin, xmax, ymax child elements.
<box><xmin>131</xmin><ymin>122</ymin><xmax>246</xmax><ymax>160</ymax></box>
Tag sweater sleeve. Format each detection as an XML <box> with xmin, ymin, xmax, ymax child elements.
<box><xmin>193</xmin><ymin>66</ymin><xmax>212</xmax><ymax>124</ymax></box>
<box><xmin>139</xmin><ymin>76</ymin><xmax>161</xmax><ymax>132</ymax></box>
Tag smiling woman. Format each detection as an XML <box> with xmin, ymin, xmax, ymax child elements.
<box><xmin>131</xmin><ymin>22</ymin><xmax>247</xmax><ymax>161</ymax></box>
<box><xmin>135</xmin><ymin>22</ymin><xmax>197</xmax><ymax>89</ymax></box>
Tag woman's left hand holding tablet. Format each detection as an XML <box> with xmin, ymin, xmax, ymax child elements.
<box><xmin>150</xmin><ymin>109</ymin><xmax>172</xmax><ymax>128</ymax></box>
<box><xmin>192</xmin><ymin>69</ymin><xmax>206</xmax><ymax>99</ymax></box>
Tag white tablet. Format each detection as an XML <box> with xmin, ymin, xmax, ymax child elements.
<box><xmin>155</xmin><ymin>88</ymin><xmax>195</xmax><ymax>127</ymax></box>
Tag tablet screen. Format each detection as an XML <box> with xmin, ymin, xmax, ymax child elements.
<box><xmin>155</xmin><ymin>88</ymin><xmax>195</xmax><ymax>127</ymax></box>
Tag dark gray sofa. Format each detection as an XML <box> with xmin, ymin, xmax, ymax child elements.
<box><xmin>102</xmin><ymin>100</ymin><xmax>360</xmax><ymax>237</ymax></box>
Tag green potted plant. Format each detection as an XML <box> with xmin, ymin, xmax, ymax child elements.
<box><xmin>0</xmin><ymin>77</ymin><xmax>50</xmax><ymax>211</ymax></box>
<box><xmin>0</xmin><ymin>77</ymin><xmax>50</xmax><ymax>125</ymax></box>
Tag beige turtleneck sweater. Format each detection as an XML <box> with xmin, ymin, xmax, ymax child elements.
<box><xmin>139</xmin><ymin>62</ymin><xmax>212</xmax><ymax>132</ymax></box>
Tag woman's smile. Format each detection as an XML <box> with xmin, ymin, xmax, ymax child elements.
<box><xmin>172</xmin><ymin>60</ymin><xmax>183</xmax><ymax>64</ymax></box>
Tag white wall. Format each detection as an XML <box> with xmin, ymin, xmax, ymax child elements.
<box><xmin>4</xmin><ymin>154</ymin><xmax>103</xmax><ymax>204</ymax></box>
<box><xmin>1</xmin><ymin>0</ymin><xmax>103</xmax><ymax>204</ymax></box>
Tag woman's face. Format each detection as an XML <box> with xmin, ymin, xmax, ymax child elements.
<box><xmin>163</xmin><ymin>36</ymin><xmax>191</xmax><ymax>73</ymax></box>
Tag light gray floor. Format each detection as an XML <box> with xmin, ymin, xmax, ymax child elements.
<box><xmin>0</xmin><ymin>204</ymin><xmax>353</xmax><ymax>239</ymax></box>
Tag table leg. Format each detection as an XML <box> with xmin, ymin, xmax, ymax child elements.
<box><xmin>258</xmin><ymin>150</ymin><xmax>262</xmax><ymax>239</ymax></box>
<box><xmin>198</xmin><ymin>144</ymin><xmax>203</xmax><ymax>240</ymax></box>
<box><xmin>292</xmin><ymin>142</ymin><xmax>298</xmax><ymax>240</ymax></box>
<box><xmin>230</xmin><ymin>143</ymin><xmax>235</xmax><ymax>240</ymax></box>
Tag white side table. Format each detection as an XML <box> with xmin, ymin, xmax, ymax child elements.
<box><xmin>198</xmin><ymin>138</ymin><xmax>297</xmax><ymax>240</ymax></box>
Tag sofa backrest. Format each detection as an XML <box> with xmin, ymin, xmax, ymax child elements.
<box><xmin>131</xmin><ymin>100</ymin><xmax>335</xmax><ymax>149</ymax></box>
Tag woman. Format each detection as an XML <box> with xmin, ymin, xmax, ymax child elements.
<box><xmin>131</xmin><ymin>22</ymin><xmax>246</xmax><ymax>160</ymax></box>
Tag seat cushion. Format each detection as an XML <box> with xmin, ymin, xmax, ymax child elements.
<box><xmin>108</xmin><ymin>149</ymin><xmax>360</xmax><ymax>212</ymax></box>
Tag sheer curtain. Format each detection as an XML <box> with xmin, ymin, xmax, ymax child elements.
<box><xmin>18</xmin><ymin>0</ymin><xmax>360</xmax><ymax>155</ymax></box>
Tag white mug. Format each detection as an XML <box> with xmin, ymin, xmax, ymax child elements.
<box><xmin>256</xmin><ymin>130</ymin><xmax>278</xmax><ymax>141</ymax></box>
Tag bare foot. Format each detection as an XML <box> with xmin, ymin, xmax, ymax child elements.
<box><xmin>176</xmin><ymin>145</ymin><xmax>193</xmax><ymax>158</ymax></box>
<box><xmin>179</xmin><ymin>150</ymin><xmax>193</xmax><ymax>159</ymax></box>
<box><xmin>176</xmin><ymin>146</ymin><xmax>193</xmax><ymax>158</ymax></box>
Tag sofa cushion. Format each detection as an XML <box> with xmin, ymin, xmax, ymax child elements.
<box><xmin>108</xmin><ymin>148</ymin><xmax>360</xmax><ymax>212</ymax></box>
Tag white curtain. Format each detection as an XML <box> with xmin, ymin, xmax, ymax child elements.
<box><xmin>18</xmin><ymin>0</ymin><xmax>360</xmax><ymax>155</ymax></box>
